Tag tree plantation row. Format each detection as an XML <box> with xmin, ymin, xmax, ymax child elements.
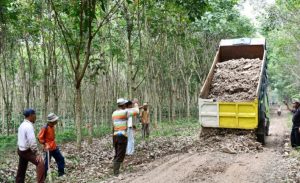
<box><xmin>0</xmin><ymin>0</ymin><xmax>255</xmax><ymax>149</ymax></box>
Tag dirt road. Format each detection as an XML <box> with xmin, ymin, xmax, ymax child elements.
<box><xmin>118</xmin><ymin>109</ymin><xmax>290</xmax><ymax>183</ymax></box>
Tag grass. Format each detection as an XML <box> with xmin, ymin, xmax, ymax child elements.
<box><xmin>55</xmin><ymin>124</ymin><xmax>112</xmax><ymax>144</ymax></box>
<box><xmin>0</xmin><ymin>136</ymin><xmax>17</xmax><ymax>152</ymax></box>
<box><xmin>151</xmin><ymin>118</ymin><xmax>199</xmax><ymax>137</ymax></box>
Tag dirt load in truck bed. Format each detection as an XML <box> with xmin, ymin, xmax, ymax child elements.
<box><xmin>208</xmin><ymin>58</ymin><xmax>262</xmax><ymax>102</ymax></box>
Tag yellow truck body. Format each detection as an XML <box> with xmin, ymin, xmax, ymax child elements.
<box><xmin>219</xmin><ymin>100</ymin><xmax>258</xmax><ymax>129</ymax></box>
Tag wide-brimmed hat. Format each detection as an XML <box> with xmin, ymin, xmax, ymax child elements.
<box><xmin>143</xmin><ymin>103</ymin><xmax>148</xmax><ymax>106</ymax></box>
<box><xmin>47</xmin><ymin>113</ymin><xmax>59</xmax><ymax>122</ymax></box>
<box><xmin>117</xmin><ymin>98</ymin><xmax>128</xmax><ymax>105</ymax></box>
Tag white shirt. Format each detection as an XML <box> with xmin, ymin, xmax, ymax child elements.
<box><xmin>128</xmin><ymin>104</ymin><xmax>139</xmax><ymax>128</ymax></box>
<box><xmin>128</xmin><ymin>117</ymin><xmax>133</xmax><ymax>128</ymax></box>
<box><xmin>17</xmin><ymin>119</ymin><xmax>38</xmax><ymax>152</ymax></box>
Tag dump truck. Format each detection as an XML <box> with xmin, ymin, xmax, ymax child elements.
<box><xmin>199</xmin><ymin>38</ymin><xmax>270</xmax><ymax>144</ymax></box>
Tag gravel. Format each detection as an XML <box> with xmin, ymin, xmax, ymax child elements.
<box><xmin>208</xmin><ymin>58</ymin><xmax>262</xmax><ymax>102</ymax></box>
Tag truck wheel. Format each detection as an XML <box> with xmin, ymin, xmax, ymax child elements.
<box><xmin>199</xmin><ymin>126</ymin><xmax>203</xmax><ymax>138</ymax></box>
<box><xmin>257</xmin><ymin>133</ymin><xmax>265</xmax><ymax>145</ymax></box>
<box><xmin>257</xmin><ymin>118</ymin><xmax>267</xmax><ymax>144</ymax></box>
<box><xmin>265</xmin><ymin>126</ymin><xmax>269</xmax><ymax>136</ymax></box>
<box><xmin>265</xmin><ymin>118</ymin><xmax>270</xmax><ymax>136</ymax></box>
<box><xmin>265</xmin><ymin>125</ymin><xmax>270</xmax><ymax>136</ymax></box>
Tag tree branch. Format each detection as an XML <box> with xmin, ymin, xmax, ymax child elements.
<box><xmin>49</xmin><ymin>0</ymin><xmax>75</xmax><ymax>73</ymax></box>
<box><xmin>91</xmin><ymin>0</ymin><xmax>123</xmax><ymax>39</ymax></box>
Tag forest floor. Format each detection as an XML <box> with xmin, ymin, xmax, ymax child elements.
<box><xmin>1</xmin><ymin>109</ymin><xmax>300</xmax><ymax>183</ymax></box>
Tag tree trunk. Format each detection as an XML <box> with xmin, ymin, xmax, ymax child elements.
<box><xmin>123</xmin><ymin>3</ymin><xmax>134</xmax><ymax>99</ymax></box>
<box><xmin>75</xmin><ymin>85</ymin><xmax>82</xmax><ymax>150</ymax></box>
<box><xmin>127</xmin><ymin>35</ymin><xmax>133</xmax><ymax>99</ymax></box>
<box><xmin>43</xmin><ymin>55</ymin><xmax>49</xmax><ymax>122</ymax></box>
<box><xmin>153</xmin><ymin>79</ymin><xmax>158</xmax><ymax>128</ymax></box>
<box><xmin>158</xmin><ymin>102</ymin><xmax>162</xmax><ymax>123</ymax></box>
<box><xmin>171</xmin><ymin>78</ymin><xmax>176</xmax><ymax>121</ymax></box>
<box><xmin>24</xmin><ymin>38</ymin><xmax>32</xmax><ymax>108</ymax></box>
<box><xmin>1</xmin><ymin>98</ymin><xmax>5</xmax><ymax>134</ymax></box>
<box><xmin>52</xmin><ymin>31</ymin><xmax>59</xmax><ymax>114</ymax></box>
<box><xmin>52</xmin><ymin>47</ymin><xmax>59</xmax><ymax>129</ymax></box>
<box><xmin>88</xmin><ymin>83</ymin><xmax>96</xmax><ymax>145</ymax></box>
<box><xmin>18</xmin><ymin>50</ymin><xmax>26</xmax><ymax>114</ymax></box>
<box><xmin>186</xmin><ymin>82</ymin><xmax>190</xmax><ymax>121</ymax></box>
<box><xmin>5</xmin><ymin>104</ymin><xmax>12</xmax><ymax>135</ymax></box>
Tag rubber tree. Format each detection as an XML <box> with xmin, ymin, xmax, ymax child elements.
<box><xmin>50</xmin><ymin>0</ymin><xmax>122</xmax><ymax>149</ymax></box>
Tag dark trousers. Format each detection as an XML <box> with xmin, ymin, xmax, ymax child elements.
<box><xmin>113</xmin><ymin>135</ymin><xmax>127</xmax><ymax>162</ymax></box>
<box><xmin>291</xmin><ymin>127</ymin><xmax>300</xmax><ymax>147</ymax></box>
<box><xmin>142</xmin><ymin>124</ymin><xmax>150</xmax><ymax>138</ymax></box>
<box><xmin>16</xmin><ymin>149</ymin><xmax>45</xmax><ymax>183</ymax></box>
<box><xmin>45</xmin><ymin>148</ymin><xmax>65</xmax><ymax>176</ymax></box>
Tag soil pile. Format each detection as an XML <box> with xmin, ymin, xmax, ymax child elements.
<box><xmin>208</xmin><ymin>58</ymin><xmax>262</xmax><ymax>102</ymax></box>
<box><xmin>196</xmin><ymin>128</ymin><xmax>263</xmax><ymax>154</ymax></box>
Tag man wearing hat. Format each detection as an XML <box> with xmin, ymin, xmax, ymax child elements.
<box><xmin>38</xmin><ymin>113</ymin><xmax>65</xmax><ymax>177</ymax></box>
<box><xmin>112</xmin><ymin>98</ymin><xmax>139</xmax><ymax>176</ymax></box>
<box><xmin>16</xmin><ymin>109</ymin><xmax>45</xmax><ymax>183</ymax></box>
<box><xmin>284</xmin><ymin>99</ymin><xmax>300</xmax><ymax>147</ymax></box>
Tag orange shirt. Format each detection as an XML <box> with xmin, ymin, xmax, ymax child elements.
<box><xmin>38</xmin><ymin>125</ymin><xmax>57</xmax><ymax>151</ymax></box>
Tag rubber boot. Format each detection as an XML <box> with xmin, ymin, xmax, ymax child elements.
<box><xmin>113</xmin><ymin>162</ymin><xmax>121</xmax><ymax>176</ymax></box>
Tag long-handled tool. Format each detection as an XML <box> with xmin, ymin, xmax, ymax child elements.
<box><xmin>48</xmin><ymin>150</ymin><xmax>53</xmax><ymax>183</ymax></box>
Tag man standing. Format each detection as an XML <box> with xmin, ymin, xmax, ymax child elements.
<box><xmin>126</xmin><ymin>100</ymin><xmax>140</xmax><ymax>155</ymax></box>
<box><xmin>16</xmin><ymin>109</ymin><xmax>45</xmax><ymax>183</ymax></box>
<box><xmin>277</xmin><ymin>105</ymin><xmax>282</xmax><ymax>116</ymax></box>
<box><xmin>284</xmin><ymin>99</ymin><xmax>300</xmax><ymax>147</ymax></box>
<box><xmin>38</xmin><ymin>113</ymin><xmax>65</xmax><ymax>177</ymax></box>
<box><xmin>112</xmin><ymin>98</ymin><xmax>138</xmax><ymax>176</ymax></box>
<box><xmin>141</xmin><ymin>103</ymin><xmax>150</xmax><ymax>139</ymax></box>
<box><xmin>126</xmin><ymin>101</ymin><xmax>134</xmax><ymax>155</ymax></box>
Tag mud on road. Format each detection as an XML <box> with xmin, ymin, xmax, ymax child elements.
<box><xmin>112</xmin><ymin>109</ymin><xmax>293</xmax><ymax>183</ymax></box>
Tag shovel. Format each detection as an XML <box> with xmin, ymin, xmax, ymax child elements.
<box><xmin>47</xmin><ymin>150</ymin><xmax>53</xmax><ymax>183</ymax></box>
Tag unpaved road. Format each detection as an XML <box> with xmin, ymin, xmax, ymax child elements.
<box><xmin>117</xmin><ymin>109</ymin><xmax>290</xmax><ymax>183</ymax></box>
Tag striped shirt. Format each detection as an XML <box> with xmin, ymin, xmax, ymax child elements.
<box><xmin>112</xmin><ymin>107</ymin><xmax>139</xmax><ymax>136</ymax></box>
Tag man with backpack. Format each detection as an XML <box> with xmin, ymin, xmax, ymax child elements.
<box><xmin>38</xmin><ymin>113</ymin><xmax>65</xmax><ymax>177</ymax></box>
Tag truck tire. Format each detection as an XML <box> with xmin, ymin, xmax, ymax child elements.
<box><xmin>199</xmin><ymin>126</ymin><xmax>203</xmax><ymax>138</ymax></box>
<box><xmin>257</xmin><ymin>133</ymin><xmax>265</xmax><ymax>145</ymax></box>
<box><xmin>265</xmin><ymin>119</ymin><xmax>270</xmax><ymax>136</ymax></box>
<box><xmin>265</xmin><ymin>126</ymin><xmax>269</xmax><ymax>136</ymax></box>
<box><xmin>257</xmin><ymin>118</ymin><xmax>267</xmax><ymax>144</ymax></box>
